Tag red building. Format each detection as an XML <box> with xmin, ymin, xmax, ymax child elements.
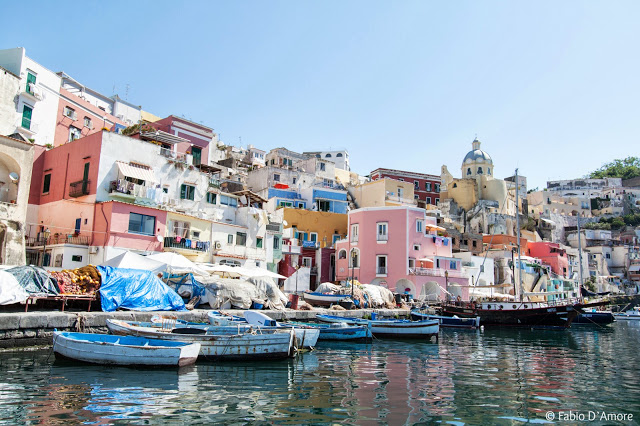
<box><xmin>370</xmin><ymin>168</ymin><xmax>441</xmax><ymax>206</ymax></box>
<box><xmin>527</xmin><ymin>242</ymin><xmax>569</xmax><ymax>278</ymax></box>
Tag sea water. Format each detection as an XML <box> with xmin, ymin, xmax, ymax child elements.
<box><xmin>0</xmin><ymin>322</ymin><xmax>639</xmax><ymax>425</ymax></box>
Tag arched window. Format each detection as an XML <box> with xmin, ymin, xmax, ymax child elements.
<box><xmin>338</xmin><ymin>249</ymin><xmax>347</xmax><ymax>259</ymax></box>
<box><xmin>452</xmin><ymin>183</ymin><xmax>457</xmax><ymax>188</ymax></box>
<box><xmin>477</xmin><ymin>167</ymin><xmax>483</xmax><ymax>174</ymax></box>
<box><xmin>467</xmin><ymin>168</ymin><xmax>472</xmax><ymax>175</ymax></box>
<box><xmin>336</xmin><ymin>153</ymin><xmax>343</xmax><ymax>157</ymax></box>
<box><xmin>315</xmin><ymin>154</ymin><xmax>321</xmax><ymax>158</ymax></box>
<box><xmin>325</xmin><ymin>153</ymin><xmax>332</xmax><ymax>158</ymax></box>
<box><xmin>487</xmin><ymin>168</ymin><xmax>491</xmax><ymax>174</ymax></box>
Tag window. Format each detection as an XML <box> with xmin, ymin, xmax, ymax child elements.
<box><xmin>377</xmin><ymin>255</ymin><xmax>387</xmax><ymax>275</ymax></box>
<box><xmin>350</xmin><ymin>249</ymin><xmax>359</xmax><ymax>268</ymax></box>
<box><xmin>173</xmin><ymin>221</ymin><xmax>190</xmax><ymax>238</ymax></box>
<box><xmin>377</xmin><ymin>222</ymin><xmax>388</xmax><ymax>241</ymax></box>
<box><xmin>236</xmin><ymin>232</ymin><xmax>247</xmax><ymax>246</ymax></box>
<box><xmin>435</xmin><ymin>198</ymin><xmax>440</xmax><ymax>205</ymax></box>
<box><xmin>425</xmin><ymin>182</ymin><xmax>432</xmax><ymax>191</ymax></box>
<box><xmin>297</xmin><ymin>202</ymin><xmax>306</xmax><ymax>209</ymax></box>
<box><xmin>477</xmin><ymin>167</ymin><xmax>483</xmax><ymax>174</ymax></box>
<box><xmin>228</xmin><ymin>234</ymin><xmax>234</xmax><ymax>244</ymax></box>
<box><xmin>278</xmin><ymin>200</ymin><xmax>293</xmax><ymax>208</ymax></box>
<box><xmin>605</xmin><ymin>253</ymin><xmax>611</xmax><ymax>259</ymax></box>
<box><xmin>472</xmin><ymin>240</ymin><xmax>477</xmax><ymax>248</ymax></box>
<box><xmin>75</xmin><ymin>218</ymin><xmax>81</xmax><ymax>234</ymax></box>
<box><xmin>351</xmin><ymin>224</ymin><xmax>359</xmax><ymax>242</ymax></box>
<box><xmin>408</xmin><ymin>258</ymin><xmax>415</xmax><ymax>268</ymax></box>
<box><xmin>71</xmin><ymin>255</ymin><xmax>82</xmax><ymax>262</ymax></box>
<box><xmin>310</xmin><ymin>233</ymin><xmax>318</xmax><ymax>243</ymax></box>
<box><xmin>450</xmin><ymin>260</ymin><xmax>457</xmax><ymax>270</ymax></box>
<box><xmin>180</xmin><ymin>184</ymin><xmax>195</xmax><ymax>200</ymax></box>
<box><xmin>256</xmin><ymin>237</ymin><xmax>263</xmax><ymax>248</ymax></box>
<box><xmin>319</xmin><ymin>163</ymin><xmax>326</xmax><ymax>171</ymax></box>
<box><xmin>22</xmin><ymin>104</ymin><xmax>33</xmax><ymax>130</ymax></box>
<box><xmin>128</xmin><ymin>213</ymin><xmax>156</xmax><ymax>235</ymax></box>
<box><xmin>191</xmin><ymin>146</ymin><xmax>202</xmax><ymax>166</ymax></box>
<box><xmin>42</xmin><ymin>173</ymin><xmax>51</xmax><ymax>194</ymax></box>
<box><xmin>84</xmin><ymin>117</ymin><xmax>92</xmax><ymax>129</ymax></box>
<box><xmin>302</xmin><ymin>257</ymin><xmax>312</xmax><ymax>267</ymax></box>
<box><xmin>436</xmin><ymin>259</ymin><xmax>440</xmax><ymax>268</ymax></box>
<box><xmin>338</xmin><ymin>249</ymin><xmax>347</xmax><ymax>259</ymax></box>
<box><xmin>398</xmin><ymin>187</ymin><xmax>404</xmax><ymax>198</ymax></box>
<box><xmin>273</xmin><ymin>174</ymin><xmax>280</xmax><ymax>182</ymax></box>
<box><xmin>414</xmin><ymin>244</ymin><xmax>420</xmax><ymax>251</ymax></box>
<box><xmin>26</xmin><ymin>71</ymin><xmax>36</xmax><ymax>94</ymax></box>
<box><xmin>63</xmin><ymin>106</ymin><xmax>76</xmax><ymax>120</ymax></box>
<box><xmin>332</xmin><ymin>234</ymin><xmax>341</xmax><ymax>245</ymax></box>
<box><xmin>426</xmin><ymin>197</ymin><xmax>431</xmax><ymax>204</ymax></box>
<box><xmin>206</xmin><ymin>192</ymin><xmax>217</xmax><ymax>204</ymax></box>
<box><xmin>273</xmin><ymin>237</ymin><xmax>280</xmax><ymax>249</ymax></box>
<box><xmin>193</xmin><ymin>231</ymin><xmax>200</xmax><ymax>238</ymax></box>
<box><xmin>162</xmin><ymin>187</ymin><xmax>169</xmax><ymax>193</ymax></box>
<box><xmin>414</xmin><ymin>180</ymin><xmax>419</xmax><ymax>190</ymax></box>
<box><xmin>323</xmin><ymin>178</ymin><xmax>333</xmax><ymax>187</ymax></box>
<box><xmin>325</xmin><ymin>153</ymin><xmax>332</xmax><ymax>158</ymax></box>
<box><xmin>317</xmin><ymin>200</ymin><xmax>330</xmax><ymax>212</ymax></box>
<box><xmin>220</xmin><ymin>195</ymin><xmax>238</xmax><ymax>206</ymax></box>
<box><xmin>416</xmin><ymin>220</ymin><xmax>423</xmax><ymax>233</ymax></box>
<box><xmin>295</xmin><ymin>231</ymin><xmax>308</xmax><ymax>241</ymax></box>
<box><xmin>487</xmin><ymin>168</ymin><xmax>491</xmax><ymax>174</ymax></box>
<box><xmin>435</xmin><ymin>184</ymin><xmax>440</xmax><ymax>192</ymax></box>
<box><xmin>293</xmin><ymin>177</ymin><xmax>297</xmax><ymax>184</ymax></box>
<box><xmin>336</xmin><ymin>153</ymin><xmax>343</xmax><ymax>157</ymax></box>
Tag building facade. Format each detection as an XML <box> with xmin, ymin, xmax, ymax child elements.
<box><xmin>370</xmin><ymin>168</ymin><xmax>440</xmax><ymax>206</ymax></box>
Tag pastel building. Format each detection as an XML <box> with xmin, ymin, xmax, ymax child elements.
<box><xmin>335</xmin><ymin>206</ymin><xmax>469</xmax><ymax>301</ymax></box>
<box><xmin>527</xmin><ymin>242</ymin><xmax>569</xmax><ymax>278</ymax></box>
<box><xmin>349</xmin><ymin>178</ymin><xmax>417</xmax><ymax>208</ymax></box>
<box><xmin>370</xmin><ymin>168</ymin><xmax>441</xmax><ymax>206</ymax></box>
<box><xmin>303</xmin><ymin>150</ymin><xmax>350</xmax><ymax>171</ymax></box>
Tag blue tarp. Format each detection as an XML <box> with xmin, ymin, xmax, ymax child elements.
<box><xmin>97</xmin><ymin>266</ymin><xmax>186</xmax><ymax>312</ymax></box>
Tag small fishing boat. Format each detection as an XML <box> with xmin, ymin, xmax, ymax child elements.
<box><xmin>289</xmin><ymin>321</ymin><xmax>372</xmax><ymax>341</ymax></box>
<box><xmin>207</xmin><ymin>311</ymin><xmax>248</xmax><ymax>326</ymax></box>
<box><xmin>302</xmin><ymin>291</ymin><xmax>352</xmax><ymax>307</ymax></box>
<box><xmin>315</xmin><ymin>314</ymin><xmax>439</xmax><ymax>340</ymax></box>
<box><xmin>573</xmin><ymin>309</ymin><xmax>616</xmax><ymax>325</ymax></box>
<box><xmin>242</xmin><ymin>311</ymin><xmax>320</xmax><ymax>349</ymax></box>
<box><xmin>410</xmin><ymin>309</ymin><xmax>480</xmax><ymax>329</ymax></box>
<box><xmin>613</xmin><ymin>306</ymin><xmax>640</xmax><ymax>321</ymax></box>
<box><xmin>106</xmin><ymin>319</ymin><xmax>296</xmax><ymax>360</ymax></box>
<box><xmin>52</xmin><ymin>331</ymin><xmax>200</xmax><ymax>367</ymax></box>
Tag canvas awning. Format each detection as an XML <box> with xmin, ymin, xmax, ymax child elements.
<box><xmin>425</xmin><ymin>224</ymin><xmax>446</xmax><ymax>231</ymax></box>
<box><xmin>629</xmin><ymin>265</ymin><xmax>640</xmax><ymax>272</ymax></box>
<box><xmin>116</xmin><ymin>161</ymin><xmax>156</xmax><ymax>183</ymax></box>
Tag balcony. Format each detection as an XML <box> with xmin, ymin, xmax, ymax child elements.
<box><xmin>21</xmin><ymin>83</ymin><xmax>44</xmax><ymax>102</ymax></box>
<box><xmin>164</xmin><ymin>237</ymin><xmax>209</xmax><ymax>252</ymax></box>
<box><xmin>16</xmin><ymin>118</ymin><xmax>39</xmax><ymax>135</ymax></box>
<box><xmin>109</xmin><ymin>179</ymin><xmax>156</xmax><ymax>206</ymax></box>
<box><xmin>160</xmin><ymin>147</ymin><xmax>176</xmax><ymax>158</ymax></box>
<box><xmin>409</xmin><ymin>267</ymin><xmax>468</xmax><ymax>279</ymax></box>
<box><xmin>26</xmin><ymin>235</ymin><xmax>90</xmax><ymax>247</ymax></box>
<box><xmin>208</xmin><ymin>176</ymin><xmax>221</xmax><ymax>189</ymax></box>
<box><xmin>377</xmin><ymin>266</ymin><xmax>387</xmax><ymax>275</ymax></box>
<box><xmin>266</xmin><ymin>223</ymin><xmax>282</xmax><ymax>233</ymax></box>
<box><xmin>69</xmin><ymin>180</ymin><xmax>90</xmax><ymax>198</ymax></box>
<box><xmin>377</xmin><ymin>234</ymin><xmax>389</xmax><ymax>242</ymax></box>
<box><xmin>281</xmin><ymin>243</ymin><xmax>302</xmax><ymax>255</ymax></box>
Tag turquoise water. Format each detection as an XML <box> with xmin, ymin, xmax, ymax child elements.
<box><xmin>0</xmin><ymin>322</ymin><xmax>639</xmax><ymax>425</ymax></box>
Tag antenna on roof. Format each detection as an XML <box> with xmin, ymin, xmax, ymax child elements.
<box><xmin>125</xmin><ymin>84</ymin><xmax>130</xmax><ymax>101</ymax></box>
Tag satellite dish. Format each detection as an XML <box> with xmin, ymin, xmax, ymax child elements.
<box><xmin>8</xmin><ymin>172</ymin><xmax>19</xmax><ymax>183</ymax></box>
<box><xmin>156</xmin><ymin>235</ymin><xmax>163</xmax><ymax>242</ymax></box>
<box><xmin>283</xmin><ymin>220</ymin><xmax>288</xmax><ymax>226</ymax></box>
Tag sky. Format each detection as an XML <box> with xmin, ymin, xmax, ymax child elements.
<box><xmin>2</xmin><ymin>1</ymin><xmax>639</xmax><ymax>190</ymax></box>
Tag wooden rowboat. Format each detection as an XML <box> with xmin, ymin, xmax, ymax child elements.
<box><xmin>52</xmin><ymin>331</ymin><xmax>200</xmax><ymax>367</ymax></box>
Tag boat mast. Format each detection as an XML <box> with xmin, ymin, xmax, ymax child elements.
<box><xmin>577</xmin><ymin>214</ymin><xmax>584</xmax><ymax>296</ymax></box>
<box><xmin>515</xmin><ymin>168</ymin><xmax>524</xmax><ymax>301</ymax></box>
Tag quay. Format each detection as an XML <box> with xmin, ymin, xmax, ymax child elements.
<box><xmin>0</xmin><ymin>308</ymin><xmax>409</xmax><ymax>349</ymax></box>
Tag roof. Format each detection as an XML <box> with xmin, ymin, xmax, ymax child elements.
<box><xmin>463</xmin><ymin>149</ymin><xmax>493</xmax><ymax>164</ymax></box>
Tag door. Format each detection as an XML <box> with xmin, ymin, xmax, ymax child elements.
<box><xmin>82</xmin><ymin>163</ymin><xmax>90</xmax><ymax>194</ymax></box>
<box><xmin>26</xmin><ymin>72</ymin><xmax>36</xmax><ymax>94</ymax></box>
<box><xmin>22</xmin><ymin>105</ymin><xmax>33</xmax><ymax>129</ymax></box>
<box><xmin>75</xmin><ymin>218</ymin><xmax>81</xmax><ymax>235</ymax></box>
<box><xmin>192</xmin><ymin>147</ymin><xmax>202</xmax><ymax>166</ymax></box>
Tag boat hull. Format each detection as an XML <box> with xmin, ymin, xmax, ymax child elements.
<box><xmin>441</xmin><ymin>302</ymin><xmax>579</xmax><ymax>329</ymax></box>
<box><xmin>106</xmin><ymin>320</ymin><xmax>296</xmax><ymax>360</ymax></box>
<box><xmin>52</xmin><ymin>331</ymin><xmax>200</xmax><ymax>367</ymax></box>
<box><xmin>315</xmin><ymin>315</ymin><xmax>439</xmax><ymax>339</ymax></box>
<box><xmin>302</xmin><ymin>292</ymin><xmax>351</xmax><ymax>307</ymax></box>
<box><xmin>573</xmin><ymin>311</ymin><xmax>616</xmax><ymax>325</ymax></box>
<box><xmin>290</xmin><ymin>322</ymin><xmax>373</xmax><ymax>341</ymax></box>
<box><xmin>410</xmin><ymin>311</ymin><xmax>480</xmax><ymax>329</ymax></box>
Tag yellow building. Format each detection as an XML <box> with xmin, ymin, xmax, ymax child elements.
<box><xmin>164</xmin><ymin>211</ymin><xmax>212</xmax><ymax>262</ymax></box>
<box><xmin>282</xmin><ymin>208</ymin><xmax>347</xmax><ymax>248</ymax></box>
<box><xmin>350</xmin><ymin>178</ymin><xmax>416</xmax><ymax>208</ymax></box>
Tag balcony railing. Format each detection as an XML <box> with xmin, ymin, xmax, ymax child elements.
<box><xmin>110</xmin><ymin>179</ymin><xmax>155</xmax><ymax>200</ymax></box>
<box><xmin>209</xmin><ymin>176</ymin><xmax>221</xmax><ymax>188</ymax></box>
<box><xmin>69</xmin><ymin>180</ymin><xmax>90</xmax><ymax>198</ymax></box>
<box><xmin>266</xmin><ymin>223</ymin><xmax>282</xmax><ymax>232</ymax></box>
<box><xmin>26</xmin><ymin>235</ymin><xmax>90</xmax><ymax>247</ymax></box>
<box><xmin>377</xmin><ymin>234</ymin><xmax>388</xmax><ymax>241</ymax></box>
<box><xmin>160</xmin><ymin>147</ymin><xmax>176</xmax><ymax>158</ymax></box>
<box><xmin>409</xmin><ymin>267</ymin><xmax>468</xmax><ymax>278</ymax></box>
<box><xmin>377</xmin><ymin>266</ymin><xmax>387</xmax><ymax>275</ymax></box>
<box><xmin>164</xmin><ymin>236</ymin><xmax>209</xmax><ymax>252</ymax></box>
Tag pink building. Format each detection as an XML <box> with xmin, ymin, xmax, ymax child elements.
<box><xmin>335</xmin><ymin>206</ymin><xmax>469</xmax><ymax>301</ymax></box>
<box><xmin>150</xmin><ymin>116</ymin><xmax>216</xmax><ymax>166</ymax></box>
<box><xmin>527</xmin><ymin>242</ymin><xmax>569</xmax><ymax>278</ymax></box>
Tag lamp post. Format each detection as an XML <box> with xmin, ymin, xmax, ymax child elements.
<box><xmin>41</xmin><ymin>228</ymin><xmax>50</xmax><ymax>267</ymax></box>
<box><xmin>351</xmin><ymin>250</ymin><xmax>356</xmax><ymax>300</ymax></box>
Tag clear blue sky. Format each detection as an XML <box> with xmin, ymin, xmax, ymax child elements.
<box><xmin>3</xmin><ymin>1</ymin><xmax>639</xmax><ymax>189</ymax></box>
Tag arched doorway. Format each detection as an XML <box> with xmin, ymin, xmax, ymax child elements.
<box><xmin>420</xmin><ymin>281</ymin><xmax>441</xmax><ymax>301</ymax></box>
<box><xmin>395</xmin><ymin>279</ymin><xmax>416</xmax><ymax>296</ymax></box>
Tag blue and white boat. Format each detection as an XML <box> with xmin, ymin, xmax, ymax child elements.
<box><xmin>52</xmin><ymin>331</ymin><xmax>200</xmax><ymax>367</ymax></box>
<box><xmin>613</xmin><ymin>306</ymin><xmax>640</xmax><ymax>321</ymax></box>
<box><xmin>315</xmin><ymin>314</ymin><xmax>439</xmax><ymax>340</ymax></box>
<box><xmin>302</xmin><ymin>292</ymin><xmax>352</xmax><ymax>307</ymax></box>
<box><xmin>106</xmin><ymin>319</ymin><xmax>296</xmax><ymax>360</ymax></box>
<box><xmin>410</xmin><ymin>309</ymin><xmax>480</xmax><ymax>329</ymax></box>
<box><xmin>290</xmin><ymin>321</ymin><xmax>372</xmax><ymax>341</ymax></box>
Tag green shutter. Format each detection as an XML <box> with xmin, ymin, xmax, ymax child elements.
<box><xmin>22</xmin><ymin>105</ymin><xmax>33</xmax><ymax>129</ymax></box>
<box><xmin>26</xmin><ymin>73</ymin><xmax>36</xmax><ymax>94</ymax></box>
<box><xmin>180</xmin><ymin>184</ymin><xmax>186</xmax><ymax>199</ymax></box>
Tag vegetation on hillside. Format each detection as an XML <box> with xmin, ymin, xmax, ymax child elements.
<box><xmin>589</xmin><ymin>157</ymin><xmax>640</xmax><ymax>180</ymax></box>
<box><xmin>583</xmin><ymin>213</ymin><xmax>640</xmax><ymax>230</ymax></box>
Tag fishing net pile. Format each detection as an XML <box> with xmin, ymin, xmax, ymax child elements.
<box><xmin>315</xmin><ymin>281</ymin><xmax>396</xmax><ymax>309</ymax></box>
<box><xmin>49</xmin><ymin>265</ymin><xmax>101</xmax><ymax>295</ymax></box>
<box><xmin>197</xmin><ymin>276</ymin><xmax>288</xmax><ymax>310</ymax></box>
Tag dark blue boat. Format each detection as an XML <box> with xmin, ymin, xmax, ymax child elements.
<box><xmin>572</xmin><ymin>310</ymin><xmax>615</xmax><ymax>325</ymax></box>
<box><xmin>410</xmin><ymin>309</ymin><xmax>480</xmax><ymax>329</ymax></box>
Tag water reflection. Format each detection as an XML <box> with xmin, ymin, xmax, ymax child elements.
<box><xmin>0</xmin><ymin>324</ymin><xmax>639</xmax><ymax>424</ymax></box>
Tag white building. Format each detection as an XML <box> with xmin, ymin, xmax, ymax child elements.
<box><xmin>303</xmin><ymin>150</ymin><xmax>350</xmax><ymax>171</ymax></box>
<box><xmin>0</xmin><ymin>47</ymin><xmax>61</xmax><ymax>146</ymax></box>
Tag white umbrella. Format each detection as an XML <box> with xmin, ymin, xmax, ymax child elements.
<box><xmin>100</xmin><ymin>251</ymin><xmax>167</xmax><ymax>274</ymax></box>
<box><xmin>147</xmin><ymin>252</ymin><xmax>209</xmax><ymax>276</ymax></box>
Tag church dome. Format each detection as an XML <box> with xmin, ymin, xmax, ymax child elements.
<box><xmin>462</xmin><ymin>138</ymin><xmax>492</xmax><ymax>165</ymax></box>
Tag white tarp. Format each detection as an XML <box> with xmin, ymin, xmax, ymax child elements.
<box><xmin>100</xmin><ymin>251</ymin><xmax>167</xmax><ymax>274</ymax></box>
<box><xmin>0</xmin><ymin>271</ymin><xmax>28</xmax><ymax>305</ymax></box>
<box><xmin>315</xmin><ymin>282</ymin><xmax>342</xmax><ymax>294</ymax></box>
<box><xmin>197</xmin><ymin>276</ymin><xmax>287</xmax><ymax>310</ymax></box>
<box><xmin>148</xmin><ymin>252</ymin><xmax>209</xmax><ymax>276</ymax></box>
<box><xmin>361</xmin><ymin>284</ymin><xmax>395</xmax><ymax>307</ymax></box>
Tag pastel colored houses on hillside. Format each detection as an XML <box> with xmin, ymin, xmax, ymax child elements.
<box><xmin>335</xmin><ymin>206</ymin><xmax>468</xmax><ymax>301</ymax></box>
